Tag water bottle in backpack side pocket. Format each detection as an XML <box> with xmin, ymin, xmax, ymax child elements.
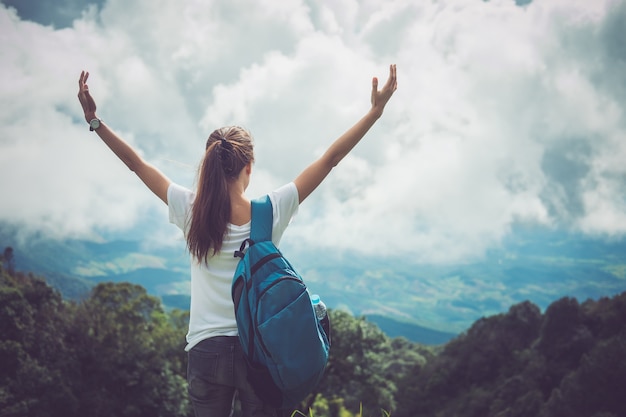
<box><xmin>311</xmin><ymin>294</ymin><xmax>331</xmax><ymax>345</ymax></box>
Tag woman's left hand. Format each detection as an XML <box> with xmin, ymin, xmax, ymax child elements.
<box><xmin>78</xmin><ymin>71</ymin><xmax>97</xmax><ymax>123</ymax></box>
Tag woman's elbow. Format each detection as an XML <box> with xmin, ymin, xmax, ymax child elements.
<box><xmin>125</xmin><ymin>160</ymin><xmax>139</xmax><ymax>172</ymax></box>
<box><xmin>124</xmin><ymin>156</ymin><xmax>147</xmax><ymax>174</ymax></box>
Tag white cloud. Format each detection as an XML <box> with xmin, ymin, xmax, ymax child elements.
<box><xmin>0</xmin><ymin>0</ymin><xmax>625</xmax><ymax>263</ymax></box>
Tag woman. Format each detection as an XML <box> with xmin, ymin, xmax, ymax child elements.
<box><xmin>77</xmin><ymin>64</ymin><xmax>397</xmax><ymax>417</ymax></box>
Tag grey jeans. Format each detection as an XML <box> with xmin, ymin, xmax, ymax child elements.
<box><xmin>187</xmin><ymin>336</ymin><xmax>278</xmax><ymax>417</ymax></box>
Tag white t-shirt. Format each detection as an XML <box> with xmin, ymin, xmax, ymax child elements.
<box><xmin>167</xmin><ymin>182</ymin><xmax>299</xmax><ymax>351</ymax></box>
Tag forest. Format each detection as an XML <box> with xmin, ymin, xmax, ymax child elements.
<box><xmin>1</xmin><ymin>263</ymin><xmax>625</xmax><ymax>417</ymax></box>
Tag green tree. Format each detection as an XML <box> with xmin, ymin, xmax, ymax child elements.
<box><xmin>540</xmin><ymin>335</ymin><xmax>626</xmax><ymax>417</ymax></box>
<box><xmin>3</xmin><ymin>247</ymin><xmax>15</xmax><ymax>276</ymax></box>
<box><xmin>535</xmin><ymin>297</ymin><xmax>594</xmax><ymax>397</ymax></box>
<box><xmin>69</xmin><ymin>282</ymin><xmax>190</xmax><ymax>417</ymax></box>
<box><xmin>394</xmin><ymin>301</ymin><xmax>542</xmax><ymax>417</ymax></box>
<box><xmin>312</xmin><ymin>310</ymin><xmax>397</xmax><ymax>415</ymax></box>
<box><xmin>0</xmin><ymin>272</ymin><xmax>78</xmax><ymax>417</ymax></box>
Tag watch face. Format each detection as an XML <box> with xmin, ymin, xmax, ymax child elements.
<box><xmin>90</xmin><ymin>119</ymin><xmax>100</xmax><ymax>130</ymax></box>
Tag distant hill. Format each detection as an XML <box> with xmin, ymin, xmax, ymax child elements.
<box><xmin>0</xmin><ymin>222</ymin><xmax>189</xmax><ymax>301</ymax></box>
<box><xmin>3</xmin><ymin>228</ymin><xmax>459</xmax><ymax>346</ymax></box>
<box><xmin>0</xmin><ymin>222</ymin><xmax>459</xmax><ymax>344</ymax></box>
<box><xmin>3</xmin><ymin>220</ymin><xmax>626</xmax><ymax>342</ymax></box>
<box><xmin>366</xmin><ymin>314</ymin><xmax>456</xmax><ymax>345</ymax></box>
<box><xmin>161</xmin><ymin>294</ymin><xmax>192</xmax><ymax>311</ymax></box>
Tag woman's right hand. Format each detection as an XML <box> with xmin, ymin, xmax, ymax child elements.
<box><xmin>294</xmin><ymin>65</ymin><xmax>398</xmax><ymax>203</ymax></box>
<box><xmin>78</xmin><ymin>71</ymin><xmax>97</xmax><ymax>123</ymax></box>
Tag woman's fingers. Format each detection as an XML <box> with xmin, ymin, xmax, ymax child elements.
<box><xmin>385</xmin><ymin>64</ymin><xmax>397</xmax><ymax>92</ymax></box>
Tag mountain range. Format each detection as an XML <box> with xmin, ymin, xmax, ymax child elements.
<box><xmin>2</xmin><ymin>221</ymin><xmax>625</xmax><ymax>344</ymax></box>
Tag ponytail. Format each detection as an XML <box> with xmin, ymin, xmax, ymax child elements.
<box><xmin>187</xmin><ymin>126</ymin><xmax>254</xmax><ymax>263</ymax></box>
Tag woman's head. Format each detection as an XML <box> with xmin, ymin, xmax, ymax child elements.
<box><xmin>187</xmin><ymin>126</ymin><xmax>254</xmax><ymax>262</ymax></box>
<box><xmin>204</xmin><ymin>126</ymin><xmax>255</xmax><ymax>180</ymax></box>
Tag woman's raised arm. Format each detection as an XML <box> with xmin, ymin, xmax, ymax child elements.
<box><xmin>293</xmin><ymin>64</ymin><xmax>397</xmax><ymax>203</ymax></box>
<box><xmin>77</xmin><ymin>71</ymin><xmax>171</xmax><ymax>204</ymax></box>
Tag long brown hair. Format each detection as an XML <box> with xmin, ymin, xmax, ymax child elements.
<box><xmin>187</xmin><ymin>126</ymin><xmax>254</xmax><ymax>263</ymax></box>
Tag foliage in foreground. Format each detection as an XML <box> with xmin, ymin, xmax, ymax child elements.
<box><xmin>395</xmin><ymin>296</ymin><xmax>626</xmax><ymax>417</ymax></box>
<box><xmin>1</xmin><ymin>263</ymin><xmax>626</xmax><ymax>417</ymax></box>
<box><xmin>0</xmin><ymin>270</ymin><xmax>190</xmax><ymax>417</ymax></box>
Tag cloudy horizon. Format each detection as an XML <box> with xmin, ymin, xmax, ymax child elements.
<box><xmin>1</xmin><ymin>0</ymin><xmax>625</xmax><ymax>266</ymax></box>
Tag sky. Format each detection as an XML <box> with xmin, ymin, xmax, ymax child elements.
<box><xmin>1</xmin><ymin>0</ymin><xmax>625</xmax><ymax>329</ymax></box>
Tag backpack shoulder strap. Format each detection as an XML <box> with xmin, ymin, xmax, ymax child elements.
<box><xmin>250</xmin><ymin>195</ymin><xmax>273</xmax><ymax>243</ymax></box>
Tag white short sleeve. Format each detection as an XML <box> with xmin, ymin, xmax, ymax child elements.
<box><xmin>168</xmin><ymin>182</ymin><xmax>194</xmax><ymax>232</ymax></box>
<box><xmin>268</xmin><ymin>182</ymin><xmax>299</xmax><ymax>245</ymax></box>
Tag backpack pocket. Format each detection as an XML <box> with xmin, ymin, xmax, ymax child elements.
<box><xmin>256</xmin><ymin>284</ymin><xmax>329</xmax><ymax>388</ymax></box>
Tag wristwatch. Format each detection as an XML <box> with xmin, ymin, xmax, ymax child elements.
<box><xmin>89</xmin><ymin>118</ymin><xmax>102</xmax><ymax>131</ymax></box>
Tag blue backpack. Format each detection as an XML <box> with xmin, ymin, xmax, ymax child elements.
<box><xmin>232</xmin><ymin>195</ymin><xmax>331</xmax><ymax>408</ymax></box>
